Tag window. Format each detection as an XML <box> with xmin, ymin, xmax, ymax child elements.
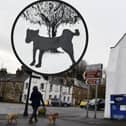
<box><xmin>24</xmin><ymin>94</ymin><xmax>27</xmax><ymax>101</ymax></box>
<box><xmin>40</xmin><ymin>83</ymin><xmax>44</xmax><ymax>90</ymax></box>
<box><xmin>25</xmin><ymin>83</ymin><xmax>29</xmax><ymax>89</ymax></box>
<box><xmin>54</xmin><ymin>95</ymin><xmax>57</xmax><ymax>99</ymax></box>
<box><xmin>68</xmin><ymin>87</ymin><xmax>71</xmax><ymax>94</ymax></box>
<box><xmin>50</xmin><ymin>84</ymin><xmax>53</xmax><ymax>92</ymax></box>
<box><xmin>63</xmin><ymin>96</ymin><xmax>66</xmax><ymax>101</ymax></box>
<box><xmin>67</xmin><ymin>96</ymin><xmax>70</xmax><ymax>102</ymax></box>
<box><xmin>49</xmin><ymin>95</ymin><xmax>52</xmax><ymax>99</ymax></box>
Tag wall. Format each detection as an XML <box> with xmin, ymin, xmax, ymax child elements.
<box><xmin>104</xmin><ymin>34</ymin><xmax>126</xmax><ymax>118</ymax></box>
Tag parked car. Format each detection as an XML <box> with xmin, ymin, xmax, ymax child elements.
<box><xmin>88</xmin><ymin>98</ymin><xmax>105</xmax><ymax>110</ymax></box>
<box><xmin>51</xmin><ymin>98</ymin><xmax>72</xmax><ymax>107</ymax></box>
<box><xmin>61</xmin><ymin>102</ymin><xmax>72</xmax><ymax>107</ymax></box>
<box><xmin>51</xmin><ymin>98</ymin><xmax>60</xmax><ymax>106</ymax></box>
<box><xmin>44</xmin><ymin>100</ymin><xmax>49</xmax><ymax>106</ymax></box>
<box><xmin>80</xmin><ymin>100</ymin><xmax>88</xmax><ymax>108</ymax></box>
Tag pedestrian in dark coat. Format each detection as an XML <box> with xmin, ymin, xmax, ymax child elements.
<box><xmin>29</xmin><ymin>86</ymin><xmax>45</xmax><ymax>123</ymax></box>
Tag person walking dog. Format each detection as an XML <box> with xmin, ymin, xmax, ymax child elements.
<box><xmin>29</xmin><ymin>86</ymin><xmax>45</xmax><ymax>123</ymax></box>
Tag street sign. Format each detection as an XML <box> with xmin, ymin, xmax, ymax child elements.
<box><xmin>83</xmin><ymin>64</ymin><xmax>103</xmax><ymax>119</ymax></box>
<box><xmin>86</xmin><ymin>64</ymin><xmax>103</xmax><ymax>71</ymax></box>
<box><xmin>83</xmin><ymin>70</ymin><xmax>102</xmax><ymax>79</ymax></box>
<box><xmin>86</xmin><ymin>78</ymin><xmax>100</xmax><ymax>85</ymax></box>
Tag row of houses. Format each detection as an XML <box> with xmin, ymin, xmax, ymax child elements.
<box><xmin>22</xmin><ymin>74</ymin><xmax>88</xmax><ymax>105</ymax></box>
<box><xmin>0</xmin><ymin>68</ymin><xmax>105</xmax><ymax>106</ymax></box>
<box><xmin>0</xmin><ymin>72</ymin><xmax>89</xmax><ymax>105</ymax></box>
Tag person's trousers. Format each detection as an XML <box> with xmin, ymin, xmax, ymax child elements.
<box><xmin>30</xmin><ymin>106</ymin><xmax>38</xmax><ymax>121</ymax></box>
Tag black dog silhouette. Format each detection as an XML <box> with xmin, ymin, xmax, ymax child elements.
<box><xmin>25</xmin><ymin>28</ymin><xmax>80</xmax><ymax>67</ymax></box>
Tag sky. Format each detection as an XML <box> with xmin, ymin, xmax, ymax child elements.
<box><xmin>0</xmin><ymin>0</ymin><xmax>126</xmax><ymax>73</ymax></box>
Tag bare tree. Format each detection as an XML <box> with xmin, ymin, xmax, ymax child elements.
<box><xmin>22</xmin><ymin>1</ymin><xmax>80</xmax><ymax>38</ymax></box>
<box><xmin>63</xmin><ymin>60</ymin><xmax>87</xmax><ymax>81</ymax></box>
<box><xmin>49</xmin><ymin>60</ymin><xmax>87</xmax><ymax>86</ymax></box>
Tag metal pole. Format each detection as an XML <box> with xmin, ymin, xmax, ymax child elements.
<box><xmin>23</xmin><ymin>73</ymin><xmax>32</xmax><ymax>116</ymax></box>
<box><xmin>44</xmin><ymin>82</ymin><xmax>48</xmax><ymax>101</ymax></box>
<box><xmin>59</xmin><ymin>84</ymin><xmax>62</xmax><ymax>106</ymax></box>
<box><xmin>94</xmin><ymin>83</ymin><xmax>98</xmax><ymax>119</ymax></box>
<box><xmin>86</xmin><ymin>84</ymin><xmax>90</xmax><ymax>118</ymax></box>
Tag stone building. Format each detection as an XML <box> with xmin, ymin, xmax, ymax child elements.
<box><xmin>0</xmin><ymin>73</ymin><xmax>27</xmax><ymax>103</ymax></box>
<box><xmin>72</xmin><ymin>79</ymin><xmax>88</xmax><ymax>105</ymax></box>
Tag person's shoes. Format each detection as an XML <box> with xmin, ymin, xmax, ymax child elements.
<box><xmin>35</xmin><ymin>118</ymin><xmax>38</xmax><ymax>122</ymax></box>
<box><xmin>29</xmin><ymin>119</ymin><xmax>33</xmax><ymax>124</ymax></box>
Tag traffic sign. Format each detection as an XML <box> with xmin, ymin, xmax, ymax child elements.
<box><xmin>86</xmin><ymin>64</ymin><xmax>103</xmax><ymax>71</ymax></box>
<box><xmin>86</xmin><ymin>79</ymin><xmax>100</xmax><ymax>85</ymax></box>
<box><xmin>83</xmin><ymin>70</ymin><xmax>102</xmax><ymax>79</ymax></box>
<box><xmin>84</xmin><ymin>64</ymin><xmax>103</xmax><ymax>118</ymax></box>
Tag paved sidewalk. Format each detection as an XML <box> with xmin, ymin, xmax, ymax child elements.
<box><xmin>0</xmin><ymin>114</ymin><xmax>126</xmax><ymax>126</ymax></box>
<box><xmin>61</xmin><ymin>116</ymin><xmax>126</xmax><ymax>126</ymax></box>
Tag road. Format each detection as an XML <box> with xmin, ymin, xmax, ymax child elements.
<box><xmin>0</xmin><ymin>102</ymin><xmax>104</xmax><ymax>118</ymax></box>
<box><xmin>0</xmin><ymin>103</ymin><xmax>126</xmax><ymax>126</ymax></box>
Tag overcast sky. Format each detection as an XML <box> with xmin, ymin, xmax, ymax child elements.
<box><xmin>0</xmin><ymin>0</ymin><xmax>126</xmax><ymax>73</ymax></box>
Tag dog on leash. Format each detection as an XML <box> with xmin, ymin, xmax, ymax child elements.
<box><xmin>48</xmin><ymin>113</ymin><xmax>59</xmax><ymax>125</ymax></box>
<box><xmin>7</xmin><ymin>113</ymin><xmax>18</xmax><ymax>125</ymax></box>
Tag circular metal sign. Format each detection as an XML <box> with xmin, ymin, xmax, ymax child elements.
<box><xmin>11</xmin><ymin>0</ymin><xmax>88</xmax><ymax>75</ymax></box>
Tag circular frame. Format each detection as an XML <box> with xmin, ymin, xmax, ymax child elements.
<box><xmin>11</xmin><ymin>0</ymin><xmax>89</xmax><ymax>76</ymax></box>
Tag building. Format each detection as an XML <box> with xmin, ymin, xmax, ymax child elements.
<box><xmin>72</xmin><ymin>79</ymin><xmax>88</xmax><ymax>105</ymax></box>
<box><xmin>0</xmin><ymin>73</ymin><xmax>26</xmax><ymax>103</ymax></box>
<box><xmin>104</xmin><ymin>34</ymin><xmax>126</xmax><ymax>118</ymax></box>
<box><xmin>21</xmin><ymin>72</ymin><xmax>90</xmax><ymax>106</ymax></box>
<box><xmin>22</xmin><ymin>74</ymin><xmax>73</xmax><ymax>106</ymax></box>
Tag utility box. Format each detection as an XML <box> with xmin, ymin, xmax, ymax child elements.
<box><xmin>111</xmin><ymin>94</ymin><xmax>126</xmax><ymax>120</ymax></box>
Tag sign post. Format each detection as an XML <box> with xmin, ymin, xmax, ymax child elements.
<box><xmin>86</xmin><ymin>84</ymin><xmax>90</xmax><ymax>118</ymax></box>
<box><xmin>94</xmin><ymin>80</ymin><xmax>99</xmax><ymax>118</ymax></box>
<box><xmin>23</xmin><ymin>73</ymin><xmax>32</xmax><ymax>116</ymax></box>
<box><xmin>83</xmin><ymin>64</ymin><xmax>103</xmax><ymax>119</ymax></box>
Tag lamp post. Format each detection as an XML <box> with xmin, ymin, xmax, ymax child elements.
<box><xmin>23</xmin><ymin>72</ymin><xmax>32</xmax><ymax>116</ymax></box>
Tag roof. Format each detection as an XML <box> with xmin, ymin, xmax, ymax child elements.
<box><xmin>0</xmin><ymin>73</ymin><xmax>28</xmax><ymax>82</ymax></box>
<box><xmin>111</xmin><ymin>33</ymin><xmax>126</xmax><ymax>49</ymax></box>
<box><xmin>74</xmin><ymin>79</ymin><xmax>88</xmax><ymax>89</ymax></box>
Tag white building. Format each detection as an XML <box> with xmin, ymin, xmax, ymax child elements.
<box><xmin>22</xmin><ymin>73</ymin><xmax>73</xmax><ymax>105</ymax></box>
<box><xmin>104</xmin><ymin>34</ymin><xmax>126</xmax><ymax>118</ymax></box>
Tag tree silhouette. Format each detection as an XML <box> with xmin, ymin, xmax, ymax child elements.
<box><xmin>22</xmin><ymin>1</ymin><xmax>80</xmax><ymax>38</ymax></box>
<box><xmin>49</xmin><ymin>60</ymin><xmax>87</xmax><ymax>86</ymax></box>
<box><xmin>60</xmin><ymin>60</ymin><xmax>87</xmax><ymax>81</ymax></box>
<box><xmin>0</xmin><ymin>68</ymin><xmax>7</xmax><ymax>77</ymax></box>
